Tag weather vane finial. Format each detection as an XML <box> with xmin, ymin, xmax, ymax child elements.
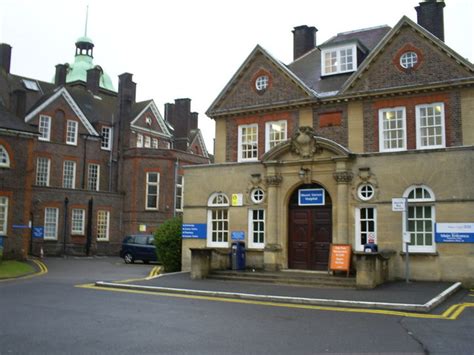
<box><xmin>84</xmin><ymin>5</ymin><xmax>89</xmax><ymax>37</ymax></box>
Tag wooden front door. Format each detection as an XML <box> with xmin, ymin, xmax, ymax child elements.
<box><xmin>289</xmin><ymin>207</ymin><xmax>332</xmax><ymax>270</ymax></box>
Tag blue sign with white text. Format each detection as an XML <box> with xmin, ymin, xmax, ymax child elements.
<box><xmin>298</xmin><ymin>188</ymin><xmax>325</xmax><ymax>206</ymax></box>
<box><xmin>435</xmin><ymin>223</ymin><xmax>474</xmax><ymax>243</ymax></box>
<box><xmin>231</xmin><ymin>231</ymin><xmax>245</xmax><ymax>241</ymax></box>
<box><xmin>182</xmin><ymin>224</ymin><xmax>207</xmax><ymax>239</ymax></box>
<box><xmin>33</xmin><ymin>227</ymin><xmax>44</xmax><ymax>239</ymax></box>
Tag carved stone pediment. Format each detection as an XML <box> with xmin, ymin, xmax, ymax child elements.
<box><xmin>290</xmin><ymin>126</ymin><xmax>322</xmax><ymax>159</ymax></box>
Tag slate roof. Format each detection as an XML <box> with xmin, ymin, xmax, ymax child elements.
<box><xmin>0</xmin><ymin>103</ymin><xmax>37</xmax><ymax>134</ymax></box>
<box><xmin>287</xmin><ymin>26</ymin><xmax>391</xmax><ymax>96</ymax></box>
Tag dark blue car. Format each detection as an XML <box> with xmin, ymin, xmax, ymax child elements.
<box><xmin>120</xmin><ymin>235</ymin><xmax>158</xmax><ymax>264</ymax></box>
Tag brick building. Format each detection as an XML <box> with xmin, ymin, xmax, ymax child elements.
<box><xmin>182</xmin><ymin>0</ymin><xmax>474</xmax><ymax>286</ymax></box>
<box><xmin>0</xmin><ymin>35</ymin><xmax>210</xmax><ymax>258</ymax></box>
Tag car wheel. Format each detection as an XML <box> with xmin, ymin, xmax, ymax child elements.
<box><xmin>124</xmin><ymin>253</ymin><xmax>134</xmax><ymax>264</ymax></box>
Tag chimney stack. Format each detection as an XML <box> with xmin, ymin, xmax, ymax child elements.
<box><xmin>415</xmin><ymin>0</ymin><xmax>445</xmax><ymax>41</ymax></box>
<box><xmin>118</xmin><ymin>73</ymin><xmax>136</xmax><ymax>117</ymax></box>
<box><xmin>292</xmin><ymin>25</ymin><xmax>317</xmax><ymax>60</ymax></box>
<box><xmin>10</xmin><ymin>89</ymin><xmax>26</xmax><ymax>118</ymax></box>
<box><xmin>87</xmin><ymin>66</ymin><xmax>101</xmax><ymax>95</ymax></box>
<box><xmin>54</xmin><ymin>63</ymin><xmax>68</xmax><ymax>86</ymax></box>
<box><xmin>0</xmin><ymin>43</ymin><xmax>12</xmax><ymax>74</ymax></box>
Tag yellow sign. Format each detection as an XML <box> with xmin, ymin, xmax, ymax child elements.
<box><xmin>139</xmin><ymin>224</ymin><xmax>147</xmax><ymax>232</ymax></box>
<box><xmin>231</xmin><ymin>193</ymin><xmax>243</xmax><ymax>206</ymax></box>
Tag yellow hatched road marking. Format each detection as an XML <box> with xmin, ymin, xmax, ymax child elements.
<box><xmin>74</xmin><ymin>283</ymin><xmax>474</xmax><ymax>320</ymax></box>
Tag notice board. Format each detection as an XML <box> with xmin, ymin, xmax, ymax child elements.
<box><xmin>329</xmin><ymin>244</ymin><xmax>352</xmax><ymax>276</ymax></box>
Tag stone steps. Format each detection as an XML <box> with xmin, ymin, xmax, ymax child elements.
<box><xmin>208</xmin><ymin>269</ymin><xmax>356</xmax><ymax>288</ymax></box>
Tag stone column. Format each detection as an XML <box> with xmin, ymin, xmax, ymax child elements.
<box><xmin>333</xmin><ymin>165</ymin><xmax>353</xmax><ymax>245</ymax></box>
<box><xmin>264</xmin><ymin>174</ymin><xmax>282</xmax><ymax>271</ymax></box>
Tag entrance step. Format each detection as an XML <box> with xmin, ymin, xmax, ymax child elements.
<box><xmin>208</xmin><ymin>269</ymin><xmax>356</xmax><ymax>288</ymax></box>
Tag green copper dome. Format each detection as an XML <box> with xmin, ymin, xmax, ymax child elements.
<box><xmin>63</xmin><ymin>35</ymin><xmax>115</xmax><ymax>92</ymax></box>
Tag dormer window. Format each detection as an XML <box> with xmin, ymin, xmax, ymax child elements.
<box><xmin>321</xmin><ymin>44</ymin><xmax>357</xmax><ymax>76</ymax></box>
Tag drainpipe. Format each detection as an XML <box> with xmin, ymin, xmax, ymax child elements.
<box><xmin>63</xmin><ymin>197</ymin><xmax>69</xmax><ymax>256</ymax></box>
<box><xmin>173</xmin><ymin>157</ymin><xmax>179</xmax><ymax>217</ymax></box>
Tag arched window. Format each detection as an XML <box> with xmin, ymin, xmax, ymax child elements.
<box><xmin>403</xmin><ymin>185</ymin><xmax>436</xmax><ymax>253</ymax></box>
<box><xmin>0</xmin><ymin>146</ymin><xmax>10</xmax><ymax>168</ymax></box>
<box><xmin>207</xmin><ymin>192</ymin><xmax>229</xmax><ymax>247</ymax></box>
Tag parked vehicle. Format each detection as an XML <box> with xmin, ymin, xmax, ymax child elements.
<box><xmin>120</xmin><ymin>235</ymin><xmax>158</xmax><ymax>264</ymax></box>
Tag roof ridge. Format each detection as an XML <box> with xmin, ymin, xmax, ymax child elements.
<box><xmin>336</xmin><ymin>24</ymin><xmax>390</xmax><ymax>36</ymax></box>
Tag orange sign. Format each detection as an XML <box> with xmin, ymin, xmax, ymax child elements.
<box><xmin>329</xmin><ymin>244</ymin><xmax>352</xmax><ymax>275</ymax></box>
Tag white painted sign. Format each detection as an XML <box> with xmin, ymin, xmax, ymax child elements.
<box><xmin>392</xmin><ymin>198</ymin><xmax>407</xmax><ymax>212</ymax></box>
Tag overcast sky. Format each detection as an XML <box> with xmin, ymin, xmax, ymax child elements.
<box><xmin>1</xmin><ymin>0</ymin><xmax>472</xmax><ymax>152</ymax></box>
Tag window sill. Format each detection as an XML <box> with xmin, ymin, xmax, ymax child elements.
<box><xmin>399</xmin><ymin>251</ymin><xmax>438</xmax><ymax>257</ymax></box>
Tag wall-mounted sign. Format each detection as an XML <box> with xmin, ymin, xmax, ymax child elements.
<box><xmin>392</xmin><ymin>198</ymin><xmax>407</xmax><ymax>212</ymax></box>
<box><xmin>231</xmin><ymin>193</ymin><xmax>243</xmax><ymax>206</ymax></box>
<box><xmin>32</xmin><ymin>227</ymin><xmax>44</xmax><ymax>239</ymax></box>
<box><xmin>231</xmin><ymin>231</ymin><xmax>245</xmax><ymax>241</ymax></box>
<box><xmin>182</xmin><ymin>224</ymin><xmax>207</xmax><ymax>239</ymax></box>
<box><xmin>435</xmin><ymin>223</ymin><xmax>474</xmax><ymax>243</ymax></box>
<box><xmin>139</xmin><ymin>224</ymin><xmax>147</xmax><ymax>232</ymax></box>
<box><xmin>298</xmin><ymin>188</ymin><xmax>325</xmax><ymax>206</ymax></box>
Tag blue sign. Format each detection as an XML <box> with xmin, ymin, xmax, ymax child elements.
<box><xmin>12</xmin><ymin>224</ymin><xmax>29</xmax><ymax>229</ymax></box>
<box><xmin>182</xmin><ymin>224</ymin><xmax>207</xmax><ymax>239</ymax></box>
<box><xmin>435</xmin><ymin>223</ymin><xmax>474</xmax><ymax>243</ymax></box>
<box><xmin>298</xmin><ymin>188</ymin><xmax>325</xmax><ymax>206</ymax></box>
<box><xmin>33</xmin><ymin>227</ymin><xmax>44</xmax><ymax>239</ymax></box>
<box><xmin>231</xmin><ymin>231</ymin><xmax>245</xmax><ymax>241</ymax></box>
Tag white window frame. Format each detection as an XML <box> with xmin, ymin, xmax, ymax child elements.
<box><xmin>250</xmin><ymin>188</ymin><xmax>265</xmax><ymax>204</ymax></box>
<box><xmin>248</xmin><ymin>209</ymin><xmax>265</xmax><ymax>249</ymax></box>
<box><xmin>0</xmin><ymin>197</ymin><xmax>8</xmax><ymax>235</ymax></box>
<box><xmin>378</xmin><ymin>107</ymin><xmax>407</xmax><ymax>152</ymax></box>
<box><xmin>265</xmin><ymin>121</ymin><xmax>287</xmax><ymax>152</ymax></box>
<box><xmin>44</xmin><ymin>207</ymin><xmax>59</xmax><ymax>240</ymax></box>
<box><xmin>145</xmin><ymin>117</ymin><xmax>152</xmax><ymax>126</ymax></box>
<box><xmin>415</xmin><ymin>103</ymin><xmax>445</xmax><ymax>149</ymax></box>
<box><xmin>62</xmin><ymin>160</ymin><xmax>76</xmax><ymax>189</ymax></box>
<box><xmin>136</xmin><ymin>133</ymin><xmax>143</xmax><ymax>148</ymax></box>
<box><xmin>36</xmin><ymin>157</ymin><xmax>50</xmax><ymax>186</ymax></box>
<box><xmin>255</xmin><ymin>75</ymin><xmax>269</xmax><ymax>91</ymax></box>
<box><xmin>207</xmin><ymin>192</ymin><xmax>230</xmax><ymax>248</ymax></box>
<box><xmin>0</xmin><ymin>145</ymin><xmax>10</xmax><ymax>168</ymax></box>
<box><xmin>101</xmin><ymin>126</ymin><xmax>113</xmax><ymax>151</ymax></box>
<box><xmin>237</xmin><ymin>124</ymin><xmax>258</xmax><ymax>162</ymax></box>
<box><xmin>87</xmin><ymin>164</ymin><xmax>100</xmax><ymax>191</ymax></box>
<box><xmin>39</xmin><ymin>115</ymin><xmax>51</xmax><ymax>141</ymax></box>
<box><xmin>146</xmin><ymin>172</ymin><xmax>160</xmax><ymax>210</ymax></box>
<box><xmin>175</xmin><ymin>175</ymin><xmax>184</xmax><ymax>212</ymax></box>
<box><xmin>152</xmin><ymin>138</ymin><xmax>159</xmax><ymax>149</ymax></box>
<box><xmin>71</xmin><ymin>208</ymin><xmax>85</xmax><ymax>235</ymax></box>
<box><xmin>144</xmin><ymin>136</ymin><xmax>151</xmax><ymax>148</ymax></box>
<box><xmin>66</xmin><ymin>120</ymin><xmax>78</xmax><ymax>145</ymax></box>
<box><xmin>400</xmin><ymin>52</ymin><xmax>418</xmax><ymax>69</ymax></box>
<box><xmin>355</xmin><ymin>207</ymin><xmax>377</xmax><ymax>252</ymax></box>
<box><xmin>403</xmin><ymin>185</ymin><xmax>436</xmax><ymax>253</ymax></box>
<box><xmin>321</xmin><ymin>44</ymin><xmax>357</xmax><ymax>76</ymax></box>
<box><xmin>96</xmin><ymin>210</ymin><xmax>110</xmax><ymax>241</ymax></box>
<box><xmin>357</xmin><ymin>183</ymin><xmax>375</xmax><ymax>201</ymax></box>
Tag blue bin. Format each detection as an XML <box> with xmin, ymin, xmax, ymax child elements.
<box><xmin>230</xmin><ymin>242</ymin><xmax>246</xmax><ymax>270</ymax></box>
<box><xmin>364</xmin><ymin>243</ymin><xmax>378</xmax><ymax>253</ymax></box>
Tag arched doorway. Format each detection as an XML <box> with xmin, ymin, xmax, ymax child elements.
<box><xmin>288</xmin><ymin>183</ymin><xmax>332</xmax><ymax>271</ymax></box>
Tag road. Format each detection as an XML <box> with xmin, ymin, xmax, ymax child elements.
<box><xmin>0</xmin><ymin>257</ymin><xmax>473</xmax><ymax>354</ymax></box>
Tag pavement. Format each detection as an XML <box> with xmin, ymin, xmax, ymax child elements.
<box><xmin>95</xmin><ymin>269</ymin><xmax>465</xmax><ymax>313</ymax></box>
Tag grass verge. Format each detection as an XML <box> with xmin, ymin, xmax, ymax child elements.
<box><xmin>0</xmin><ymin>260</ymin><xmax>35</xmax><ymax>279</ymax></box>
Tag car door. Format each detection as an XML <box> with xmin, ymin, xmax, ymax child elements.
<box><xmin>145</xmin><ymin>236</ymin><xmax>157</xmax><ymax>261</ymax></box>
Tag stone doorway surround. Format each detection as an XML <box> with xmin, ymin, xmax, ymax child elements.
<box><xmin>261</xmin><ymin>127</ymin><xmax>353</xmax><ymax>271</ymax></box>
